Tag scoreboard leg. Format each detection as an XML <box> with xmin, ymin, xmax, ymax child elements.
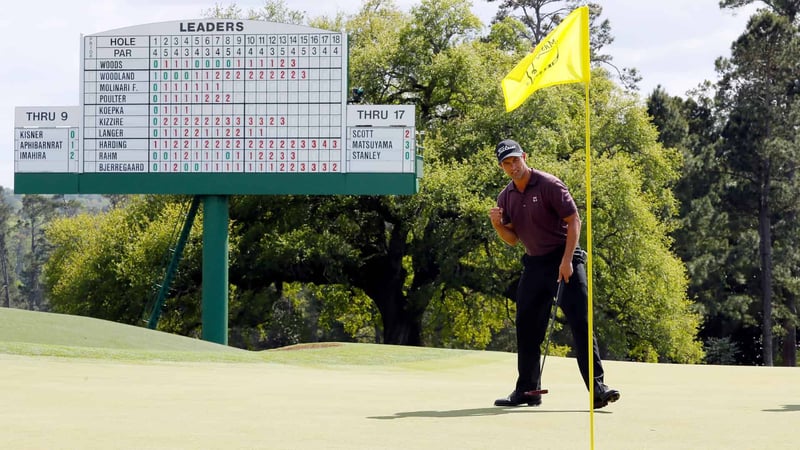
<box><xmin>201</xmin><ymin>195</ymin><xmax>230</xmax><ymax>345</ymax></box>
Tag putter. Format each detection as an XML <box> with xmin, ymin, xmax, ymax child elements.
<box><xmin>525</xmin><ymin>280</ymin><xmax>564</xmax><ymax>396</ymax></box>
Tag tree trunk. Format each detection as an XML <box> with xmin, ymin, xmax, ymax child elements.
<box><xmin>357</xmin><ymin>221</ymin><xmax>424</xmax><ymax>346</ymax></box>
<box><xmin>1</xmin><ymin>238</ymin><xmax>10</xmax><ymax>308</ymax></box>
<box><xmin>381</xmin><ymin>300</ymin><xmax>423</xmax><ymax>346</ymax></box>
<box><xmin>782</xmin><ymin>294</ymin><xmax>797</xmax><ymax>367</ymax></box>
<box><xmin>758</xmin><ymin>168</ymin><xmax>773</xmax><ymax>366</ymax></box>
<box><xmin>29</xmin><ymin>222</ymin><xmax>37</xmax><ymax>311</ymax></box>
<box><xmin>367</xmin><ymin>279</ymin><xmax>424</xmax><ymax>346</ymax></box>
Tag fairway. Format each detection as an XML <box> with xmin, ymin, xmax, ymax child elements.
<box><xmin>1</xmin><ymin>309</ymin><xmax>798</xmax><ymax>449</ymax></box>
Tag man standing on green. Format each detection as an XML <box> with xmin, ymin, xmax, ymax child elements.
<box><xmin>489</xmin><ymin>139</ymin><xmax>620</xmax><ymax>408</ymax></box>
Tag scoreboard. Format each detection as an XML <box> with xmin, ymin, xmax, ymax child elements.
<box><xmin>14</xmin><ymin>106</ymin><xmax>80</xmax><ymax>173</ymax></box>
<box><xmin>346</xmin><ymin>105</ymin><xmax>415</xmax><ymax>173</ymax></box>
<box><xmin>13</xmin><ymin>20</ymin><xmax>420</xmax><ymax>195</ymax></box>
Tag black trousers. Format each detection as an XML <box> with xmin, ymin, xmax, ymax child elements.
<box><xmin>514</xmin><ymin>247</ymin><xmax>606</xmax><ymax>395</ymax></box>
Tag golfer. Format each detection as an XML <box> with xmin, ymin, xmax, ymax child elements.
<box><xmin>489</xmin><ymin>139</ymin><xmax>620</xmax><ymax>408</ymax></box>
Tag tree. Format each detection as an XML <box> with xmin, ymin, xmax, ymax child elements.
<box><xmin>17</xmin><ymin>195</ymin><xmax>65</xmax><ymax>311</ymax></box>
<box><xmin>45</xmin><ymin>196</ymin><xmax>205</xmax><ymax>328</ymax></box>
<box><xmin>714</xmin><ymin>11</ymin><xmax>800</xmax><ymax>365</ymax></box>
<box><xmin>720</xmin><ymin>0</ymin><xmax>800</xmax><ymax>22</ymax></box>
<box><xmin>0</xmin><ymin>188</ymin><xmax>15</xmax><ymax>308</ymax></box>
<box><xmin>579</xmin><ymin>77</ymin><xmax>703</xmax><ymax>362</ymax></box>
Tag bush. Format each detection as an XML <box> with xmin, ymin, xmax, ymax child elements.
<box><xmin>704</xmin><ymin>337</ymin><xmax>739</xmax><ymax>365</ymax></box>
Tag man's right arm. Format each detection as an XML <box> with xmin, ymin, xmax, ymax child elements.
<box><xmin>489</xmin><ymin>207</ymin><xmax>519</xmax><ymax>247</ymax></box>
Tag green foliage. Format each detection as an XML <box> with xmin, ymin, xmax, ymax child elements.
<box><xmin>423</xmin><ymin>288</ymin><xmax>508</xmax><ymax>349</ymax></box>
<box><xmin>245</xmin><ymin>0</ymin><xmax>305</xmax><ymax>24</ymax></box>
<box><xmin>346</xmin><ymin>1</ymin><xmax>409</xmax><ymax>105</ymax></box>
<box><xmin>628</xmin><ymin>342</ymin><xmax>659</xmax><ymax>364</ymax></box>
<box><xmin>704</xmin><ymin>336</ymin><xmax>740</xmax><ymax>365</ymax></box>
<box><xmin>0</xmin><ymin>189</ymin><xmax>17</xmax><ymax>308</ymax></box>
<box><xmin>44</xmin><ymin>197</ymin><xmax>204</xmax><ymax>328</ymax></box>
<box><xmin>485</xmin><ymin>17</ymin><xmax>531</xmax><ymax>53</ymax></box>
<box><xmin>569</xmin><ymin>153</ymin><xmax>703</xmax><ymax>363</ymax></box>
<box><xmin>646</xmin><ymin>7</ymin><xmax>800</xmax><ymax>366</ymax></box>
<box><xmin>410</xmin><ymin>142</ymin><xmax>516</xmax><ymax>349</ymax></box>
<box><xmin>720</xmin><ymin>0</ymin><xmax>800</xmax><ymax>22</ymax></box>
<box><xmin>18</xmin><ymin>195</ymin><xmax>69</xmax><ymax>311</ymax></box>
<box><xmin>310</xmin><ymin>284</ymin><xmax>380</xmax><ymax>341</ymax></box>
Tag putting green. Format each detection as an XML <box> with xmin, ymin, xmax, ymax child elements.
<box><xmin>1</xmin><ymin>308</ymin><xmax>797</xmax><ymax>449</ymax></box>
<box><xmin>1</xmin><ymin>349</ymin><xmax>797</xmax><ymax>449</ymax></box>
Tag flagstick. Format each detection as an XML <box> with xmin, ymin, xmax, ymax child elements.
<box><xmin>584</xmin><ymin>80</ymin><xmax>595</xmax><ymax>449</ymax></box>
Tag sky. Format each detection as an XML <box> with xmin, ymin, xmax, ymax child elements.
<box><xmin>1</xmin><ymin>0</ymin><xmax>761</xmax><ymax>191</ymax></box>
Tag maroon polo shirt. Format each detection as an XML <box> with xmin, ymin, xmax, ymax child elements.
<box><xmin>497</xmin><ymin>168</ymin><xmax>577</xmax><ymax>256</ymax></box>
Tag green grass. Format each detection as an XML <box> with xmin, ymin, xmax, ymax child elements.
<box><xmin>3</xmin><ymin>307</ymin><xmax>798</xmax><ymax>450</ymax></box>
<box><xmin>0</xmin><ymin>307</ymin><xmax>476</xmax><ymax>366</ymax></box>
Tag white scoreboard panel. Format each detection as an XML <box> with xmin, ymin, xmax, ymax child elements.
<box><xmin>14</xmin><ymin>106</ymin><xmax>81</xmax><ymax>173</ymax></box>
<box><xmin>346</xmin><ymin>105</ymin><xmax>415</xmax><ymax>173</ymax></box>
<box><xmin>81</xmin><ymin>20</ymin><xmax>347</xmax><ymax>174</ymax></box>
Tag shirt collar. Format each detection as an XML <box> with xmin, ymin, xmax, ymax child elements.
<box><xmin>510</xmin><ymin>168</ymin><xmax>539</xmax><ymax>193</ymax></box>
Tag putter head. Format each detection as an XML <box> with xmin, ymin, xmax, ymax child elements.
<box><xmin>524</xmin><ymin>389</ymin><xmax>549</xmax><ymax>396</ymax></box>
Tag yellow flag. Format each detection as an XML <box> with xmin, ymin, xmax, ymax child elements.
<box><xmin>502</xmin><ymin>6</ymin><xmax>590</xmax><ymax>112</ymax></box>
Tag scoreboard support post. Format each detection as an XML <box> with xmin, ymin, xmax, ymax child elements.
<box><xmin>146</xmin><ymin>196</ymin><xmax>202</xmax><ymax>329</ymax></box>
<box><xmin>201</xmin><ymin>195</ymin><xmax>229</xmax><ymax>345</ymax></box>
